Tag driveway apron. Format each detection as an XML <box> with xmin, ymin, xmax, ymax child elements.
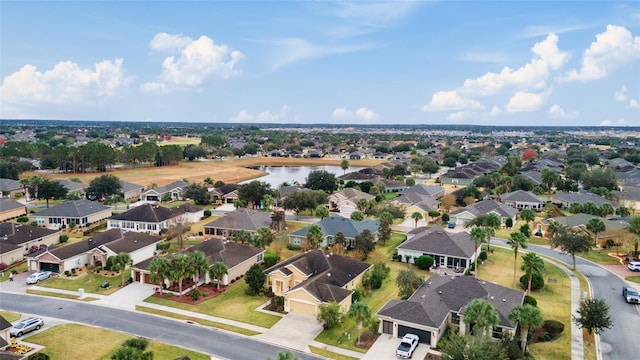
<box><xmin>255</xmin><ymin>313</ymin><xmax>323</xmax><ymax>352</ymax></box>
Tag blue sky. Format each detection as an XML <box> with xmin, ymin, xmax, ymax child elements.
<box><xmin>1</xmin><ymin>1</ymin><xmax>639</xmax><ymax>126</ymax></box>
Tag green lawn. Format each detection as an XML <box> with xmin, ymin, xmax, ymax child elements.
<box><xmin>626</xmin><ymin>276</ymin><xmax>640</xmax><ymax>284</ymax></box>
<box><xmin>577</xmin><ymin>249</ymin><xmax>622</xmax><ymax>265</ymax></box>
<box><xmin>25</xmin><ymin>323</ymin><xmax>209</xmax><ymax>360</ymax></box>
<box><xmin>26</xmin><ymin>289</ymin><xmax>99</xmax><ymax>301</ymax></box>
<box><xmin>143</xmin><ymin>280</ymin><xmax>280</xmax><ymax>328</ymax></box>
<box><xmin>37</xmin><ymin>272</ymin><xmax>124</xmax><ymax>294</ymax></box>
<box><xmin>0</xmin><ymin>311</ymin><xmax>21</xmax><ymax>322</ymax></box>
<box><xmin>0</xmin><ymin>262</ymin><xmax>28</xmax><ymax>283</ymax></box>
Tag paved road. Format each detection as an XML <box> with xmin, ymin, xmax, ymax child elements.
<box><xmin>493</xmin><ymin>238</ymin><xmax>640</xmax><ymax>360</ymax></box>
<box><xmin>0</xmin><ymin>293</ymin><xmax>322</xmax><ymax>360</ymax></box>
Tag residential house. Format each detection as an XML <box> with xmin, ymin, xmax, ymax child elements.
<box><xmin>289</xmin><ymin>216</ymin><xmax>380</xmax><ymax>248</ymax></box>
<box><xmin>550</xmin><ymin>192</ymin><xmax>612</xmax><ymax>209</ymax></box>
<box><xmin>376</xmin><ymin>178</ymin><xmax>408</xmax><ymax>193</ymax></box>
<box><xmin>30</xmin><ymin>228</ymin><xmax>162</xmax><ymax>273</ymax></box>
<box><xmin>449</xmin><ymin>200</ymin><xmax>517</xmax><ymax>227</ymax></box>
<box><xmin>0</xmin><ymin>199</ymin><xmax>26</xmax><ymax>222</ymax></box>
<box><xmin>391</xmin><ymin>193</ymin><xmax>440</xmax><ymax>221</ymax></box>
<box><xmin>401</xmin><ymin>184</ymin><xmax>445</xmax><ymax>199</ymax></box>
<box><xmin>0</xmin><ymin>179</ymin><xmax>24</xmax><ymax>199</ymax></box>
<box><xmin>349</xmin><ymin>151</ymin><xmax>365</xmax><ymax>160</ymax></box>
<box><xmin>500</xmin><ymin>190</ymin><xmax>544</xmax><ymax>211</ymax></box>
<box><xmin>533</xmin><ymin>213</ymin><xmax>629</xmax><ymax>246</ymax></box>
<box><xmin>614</xmin><ymin>191</ymin><xmax>640</xmax><ymax>214</ymax></box>
<box><xmin>31</xmin><ymin>199</ymin><xmax>112</xmax><ymax>229</ymax></box>
<box><xmin>120</xmin><ymin>180</ymin><xmax>145</xmax><ymax>201</ymax></box>
<box><xmin>139</xmin><ymin>180</ymin><xmax>189</xmax><ymax>202</ymax></box>
<box><xmin>209</xmin><ymin>184</ymin><xmax>239</xmax><ymax>205</ymax></box>
<box><xmin>440</xmin><ymin>157</ymin><xmax>507</xmax><ymax>186</ymax></box>
<box><xmin>397</xmin><ymin>227</ymin><xmax>478</xmax><ymax>271</ymax></box>
<box><xmin>108</xmin><ymin>203</ymin><xmax>203</xmax><ymax>234</ymax></box>
<box><xmin>57</xmin><ymin>180</ymin><xmax>87</xmax><ymax>198</ymax></box>
<box><xmin>265</xmin><ymin>249</ymin><xmax>371</xmax><ymax>316</ymax></box>
<box><xmin>328</xmin><ymin>188</ymin><xmax>375</xmax><ymax>215</ymax></box>
<box><xmin>377</xmin><ymin>276</ymin><xmax>524</xmax><ymax>346</ymax></box>
<box><xmin>203</xmin><ymin>208</ymin><xmax>272</xmax><ymax>238</ymax></box>
<box><xmin>0</xmin><ymin>223</ymin><xmax>60</xmax><ymax>265</ymax></box>
<box><xmin>0</xmin><ymin>315</ymin><xmax>14</xmax><ymax>352</ymax></box>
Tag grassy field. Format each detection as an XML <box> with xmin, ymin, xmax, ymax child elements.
<box><xmin>25</xmin><ymin>323</ymin><xmax>209</xmax><ymax>360</ymax></box>
<box><xmin>37</xmin><ymin>272</ymin><xmax>124</xmax><ymax>295</ymax></box>
<box><xmin>143</xmin><ymin>280</ymin><xmax>280</xmax><ymax>328</ymax></box>
<box><xmin>480</xmin><ymin>247</ymin><xmax>571</xmax><ymax>360</ymax></box>
<box><xmin>26</xmin><ymin>157</ymin><xmax>383</xmax><ymax>188</ymax></box>
<box><xmin>626</xmin><ymin>276</ymin><xmax>640</xmax><ymax>284</ymax></box>
<box><xmin>0</xmin><ymin>311</ymin><xmax>21</xmax><ymax>322</ymax></box>
<box><xmin>26</xmin><ymin>289</ymin><xmax>99</xmax><ymax>301</ymax></box>
<box><xmin>309</xmin><ymin>346</ymin><xmax>359</xmax><ymax>360</ymax></box>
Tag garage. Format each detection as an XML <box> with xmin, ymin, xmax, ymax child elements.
<box><xmin>289</xmin><ymin>300</ymin><xmax>317</xmax><ymax>316</ymax></box>
<box><xmin>39</xmin><ymin>262</ymin><xmax>60</xmax><ymax>273</ymax></box>
<box><xmin>398</xmin><ymin>325</ymin><xmax>431</xmax><ymax>345</ymax></box>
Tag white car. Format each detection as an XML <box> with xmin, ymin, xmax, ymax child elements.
<box><xmin>396</xmin><ymin>333</ymin><xmax>419</xmax><ymax>358</ymax></box>
<box><xmin>628</xmin><ymin>261</ymin><xmax>640</xmax><ymax>272</ymax></box>
<box><xmin>26</xmin><ymin>271</ymin><xmax>52</xmax><ymax>284</ymax></box>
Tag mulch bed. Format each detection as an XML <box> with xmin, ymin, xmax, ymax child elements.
<box><xmin>355</xmin><ymin>331</ymin><xmax>379</xmax><ymax>349</ymax></box>
<box><xmin>151</xmin><ymin>283</ymin><xmax>227</xmax><ymax>305</ymax></box>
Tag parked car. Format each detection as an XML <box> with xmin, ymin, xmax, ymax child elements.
<box><xmin>623</xmin><ymin>286</ymin><xmax>640</xmax><ymax>304</ymax></box>
<box><xmin>628</xmin><ymin>261</ymin><xmax>640</xmax><ymax>272</ymax></box>
<box><xmin>26</xmin><ymin>271</ymin><xmax>52</xmax><ymax>284</ymax></box>
<box><xmin>396</xmin><ymin>333</ymin><xmax>419</xmax><ymax>358</ymax></box>
<box><xmin>447</xmin><ymin>221</ymin><xmax>456</xmax><ymax>229</ymax></box>
<box><xmin>10</xmin><ymin>317</ymin><xmax>44</xmax><ymax>337</ymax></box>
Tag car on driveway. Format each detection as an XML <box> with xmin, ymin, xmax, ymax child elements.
<box><xmin>628</xmin><ymin>261</ymin><xmax>640</xmax><ymax>272</ymax></box>
<box><xmin>10</xmin><ymin>317</ymin><xmax>44</xmax><ymax>337</ymax></box>
<box><xmin>396</xmin><ymin>333</ymin><xmax>419</xmax><ymax>358</ymax></box>
<box><xmin>623</xmin><ymin>286</ymin><xmax>640</xmax><ymax>304</ymax></box>
<box><xmin>26</xmin><ymin>271</ymin><xmax>52</xmax><ymax>284</ymax></box>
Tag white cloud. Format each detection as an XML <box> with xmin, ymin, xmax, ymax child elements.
<box><xmin>517</xmin><ymin>24</ymin><xmax>588</xmax><ymax>38</ymax></box>
<box><xmin>142</xmin><ymin>33</ymin><xmax>244</xmax><ymax>92</ymax></box>
<box><xmin>446</xmin><ymin>112</ymin><xmax>470</xmax><ymax>121</ymax></box>
<box><xmin>490</xmin><ymin>106</ymin><xmax>502</xmax><ymax>116</ymax></box>
<box><xmin>599</xmin><ymin>118</ymin><xmax>626</xmax><ymax>126</ymax></box>
<box><xmin>505</xmin><ymin>91</ymin><xmax>548</xmax><ymax>112</ymax></box>
<box><xmin>459</xmin><ymin>33</ymin><xmax>569</xmax><ymax>97</ymax></box>
<box><xmin>230</xmin><ymin>106</ymin><xmax>290</xmax><ymax>123</ymax></box>
<box><xmin>422</xmin><ymin>90</ymin><xmax>484</xmax><ymax>112</ymax></box>
<box><xmin>614</xmin><ymin>85</ymin><xmax>628</xmax><ymax>101</ymax></box>
<box><xmin>548</xmin><ymin>104</ymin><xmax>579</xmax><ymax>119</ymax></box>
<box><xmin>139</xmin><ymin>82</ymin><xmax>167</xmax><ymax>93</ymax></box>
<box><xmin>332</xmin><ymin>106</ymin><xmax>379</xmax><ymax>122</ymax></box>
<box><xmin>270</xmin><ymin>38</ymin><xmax>372</xmax><ymax>70</ymax></box>
<box><xmin>563</xmin><ymin>25</ymin><xmax>640</xmax><ymax>82</ymax></box>
<box><xmin>629</xmin><ymin>99</ymin><xmax>640</xmax><ymax>108</ymax></box>
<box><xmin>0</xmin><ymin>59</ymin><xmax>131</xmax><ymax>109</ymax></box>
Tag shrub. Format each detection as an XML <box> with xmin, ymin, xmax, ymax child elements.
<box><xmin>286</xmin><ymin>243</ymin><xmax>302</xmax><ymax>251</ymax></box>
<box><xmin>156</xmin><ymin>242</ymin><xmax>170</xmax><ymax>252</ymax></box>
<box><xmin>519</xmin><ymin>272</ymin><xmax>544</xmax><ymax>291</ymax></box>
<box><xmin>105</xmin><ymin>256</ymin><xmax>116</xmax><ymax>271</ymax></box>
<box><xmin>352</xmin><ymin>286</ymin><xmax>363</xmax><ymax>302</ymax></box>
<box><xmin>122</xmin><ymin>338</ymin><xmax>149</xmax><ymax>351</ymax></box>
<box><xmin>441</xmin><ymin>213</ymin><xmax>450</xmax><ymax>222</ymax></box>
<box><xmin>263</xmin><ymin>252</ymin><xmax>279</xmax><ymax>268</ymax></box>
<box><xmin>59</xmin><ymin>235</ymin><xmax>69</xmax><ymax>243</ymax></box>
<box><xmin>268</xmin><ymin>296</ymin><xmax>285</xmax><ymax>312</ymax></box>
<box><xmin>64</xmin><ymin>270</ymin><xmax>70</xmax><ymax>276</ymax></box>
<box><xmin>17</xmin><ymin>216</ymin><xmax>29</xmax><ymax>223</ymax></box>
<box><xmin>543</xmin><ymin>319</ymin><xmax>565</xmax><ymax>335</ymax></box>
<box><xmin>0</xmin><ymin>262</ymin><xmax>7</xmax><ymax>271</ymax></box>
<box><xmin>30</xmin><ymin>221</ymin><xmax>39</xmax><ymax>227</ymax></box>
<box><xmin>414</xmin><ymin>255</ymin><xmax>434</xmax><ymax>270</ymax></box>
<box><xmin>95</xmin><ymin>266</ymin><xmax>102</xmax><ymax>272</ymax></box>
<box><xmin>71</xmin><ymin>268</ymin><xmax>76</xmax><ymax>274</ymax></box>
<box><xmin>523</xmin><ymin>295</ymin><xmax>538</xmax><ymax>307</ymax></box>
<box><xmin>501</xmin><ymin>337</ymin><xmax>524</xmax><ymax>360</ymax></box>
<box><xmin>190</xmin><ymin>289</ymin><xmax>201</xmax><ymax>301</ymax></box>
<box><xmin>27</xmin><ymin>353</ymin><xmax>51</xmax><ymax>360</ymax></box>
<box><xmin>164</xmin><ymin>292</ymin><xmax>173</xmax><ymax>298</ymax></box>
<box><xmin>203</xmin><ymin>209</ymin><xmax>212</xmax><ymax>217</ymax></box>
<box><xmin>478</xmin><ymin>251</ymin><xmax>488</xmax><ymax>262</ymax></box>
<box><xmin>202</xmin><ymin>291</ymin><xmax>210</xmax><ymax>297</ymax></box>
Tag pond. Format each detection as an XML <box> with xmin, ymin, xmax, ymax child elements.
<box><xmin>241</xmin><ymin>165</ymin><xmax>364</xmax><ymax>188</ymax></box>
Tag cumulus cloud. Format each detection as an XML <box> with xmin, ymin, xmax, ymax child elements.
<box><xmin>459</xmin><ymin>33</ymin><xmax>568</xmax><ymax>97</ymax></box>
<box><xmin>142</xmin><ymin>33</ymin><xmax>244</xmax><ymax>92</ymax></box>
<box><xmin>505</xmin><ymin>91</ymin><xmax>548</xmax><ymax>112</ymax></box>
<box><xmin>229</xmin><ymin>106</ymin><xmax>290</xmax><ymax>123</ymax></box>
<box><xmin>548</xmin><ymin>104</ymin><xmax>579</xmax><ymax>119</ymax></box>
<box><xmin>332</xmin><ymin>106</ymin><xmax>379</xmax><ymax>122</ymax></box>
<box><xmin>563</xmin><ymin>25</ymin><xmax>640</xmax><ymax>82</ymax></box>
<box><xmin>422</xmin><ymin>91</ymin><xmax>484</xmax><ymax>112</ymax></box>
<box><xmin>629</xmin><ymin>99</ymin><xmax>640</xmax><ymax>108</ymax></box>
<box><xmin>599</xmin><ymin>118</ymin><xmax>626</xmax><ymax>126</ymax></box>
<box><xmin>614</xmin><ymin>85</ymin><xmax>628</xmax><ymax>101</ymax></box>
<box><xmin>0</xmin><ymin>58</ymin><xmax>131</xmax><ymax>110</ymax></box>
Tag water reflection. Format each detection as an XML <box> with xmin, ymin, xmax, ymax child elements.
<box><xmin>241</xmin><ymin>165</ymin><xmax>364</xmax><ymax>188</ymax></box>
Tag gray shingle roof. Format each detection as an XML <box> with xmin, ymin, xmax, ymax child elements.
<box><xmin>450</xmin><ymin>200</ymin><xmax>517</xmax><ymax>218</ymax></box>
<box><xmin>34</xmin><ymin>199</ymin><xmax>111</xmax><ymax>218</ymax></box>
<box><xmin>183</xmin><ymin>238</ymin><xmax>263</xmax><ymax>269</ymax></box>
<box><xmin>501</xmin><ymin>190</ymin><xmax>544</xmax><ymax>204</ymax></box>
<box><xmin>0</xmin><ymin>178</ymin><xmax>22</xmax><ymax>192</ymax></box>
<box><xmin>291</xmin><ymin>216</ymin><xmax>380</xmax><ymax>239</ymax></box>
<box><xmin>552</xmin><ymin>192</ymin><xmax>612</xmax><ymax>207</ymax></box>
<box><xmin>377</xmin><ymin>276</ymin><xmax>524</xmax><ymax>329</ymax></box>
<box><xmin>0</xmin><ymin>223</ymin><xmax>59</xmax><ymax>246</ymax></box>
<box><xmin>56</xmin><ymin>179</ymin><xmax>87</xmax><ymax>192</ymax></box>
<box><xmin>120</xmin><ymin>180</ymin><xmax>144</xmax><ymax>193</ymax></box>
<box><xmin>0</xmin><ymin>198</ymin><xmax>25</xmax><ymax>212</ymax></box>
<box><xmin>402</xmin><ymin>184</ymin><xmax>444</xmax><ymax>197</ymax></box>
<box><xmin>203</xmin><ymin>208</ymin><xmax>272</xmax><ymax>232</ymax></box>
<box><xmin>110</xmin><ymin>203</ymin><xmax>201</xmax><ymax>223</ymax></box>
<box><xmin>398</xmin><ymin>227</ymin><xmax>476</xmax><ymax>258</ymax></box>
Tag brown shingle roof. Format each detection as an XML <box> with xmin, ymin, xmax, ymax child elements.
<box><xmin>183</xmin><ymin>238</ymin><xmax>263</xmax><ymax>269</ymax></box>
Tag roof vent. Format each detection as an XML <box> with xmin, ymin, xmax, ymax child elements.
<box><xmin>421</xmin><ymin>295</ymin><xmax>426</xmax><ymax>299</ymax></box>
<box><xmin>482</xmin><ymin>281</ymin><xmax>486</xmax><ymax>284</ymax></box>
<box><xmin>502</xmin><ymin>299</ymin><xmax>506</xmax><ymax>302</ymax></box>
<box><xmin>438</xmin><ymin>291</ymin><xmax>442</xmax><ymax>294</ymax></box>
<box><xmin>327</xmin><ymin>273</ymin><xmax>331</xmax><ymax>277</ymax></box>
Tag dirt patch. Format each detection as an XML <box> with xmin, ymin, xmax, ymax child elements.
<box><xmin>355</xmin><ymin>331</ymin><xmax>379</xmax><ymax>350</ymax></box>
<box><xmin>151</xmin><ymin>283</ymin><xmax>227</xmax><ymax>305</ymax></box>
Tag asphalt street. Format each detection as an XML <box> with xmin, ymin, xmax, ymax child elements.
<box><xmin>493</xmin><ymin>238</ymin><xmax>640</xmax><ymax>360</ymax></box>
<box><xmin>0</xmin><ymin>293</ymin><xmax>322</xmax><ymax>360</ymax></box>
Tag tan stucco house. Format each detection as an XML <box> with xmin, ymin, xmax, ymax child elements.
<box><xmin>0</xmin><ymin>223</ymin><xmax>60</xmax><ymax>265</ymax></box>
<box><xmin>0</xmin><ymin>199</ymin><xmax>26</xmax><ymax>222</ymax></box>
<box><xmin>265</xmin><ymin>249</ymin><xmax>371</xmax><ymax>316</ymax></box>
<box><xmin>108</xmin><ymin>203</ymin><xmax>203</xmax><ymax>234</ymax></box>
<box><xmin>31</xmin><ymin>199</ymin><xmax>112</xmax><ymax>229</ymax></box>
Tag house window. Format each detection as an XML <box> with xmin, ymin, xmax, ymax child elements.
<box><xmin>292</xmin><ymin>238</ymin><xmax>301</xmax><ymax>245</ymax></box>
<box><xmin>492</xmin><ymin>326</ymin><xmax>503</xmax><ymax>339</ymax></box>
<box><xmin>451</xmin><ymin>311</ymin><xmax>460</xmax><ymax>325</ymax></box>
<box><xmin>257</xmin><ymin>253</ymin><xmax>263</xmax><ymax>262</ymax></box>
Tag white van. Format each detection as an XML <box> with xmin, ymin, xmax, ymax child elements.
<box><xmin>628</xmin><ymin>261</ymin><xmax>640</xmax><ymax>272</ymax></box>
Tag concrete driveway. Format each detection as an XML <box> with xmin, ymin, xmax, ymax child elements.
<box><xmin>254</xmin><ymin>313</ymin><xmax>323</xmax><ymax>352</ymax></box>
<box><xmin>362</xmin><ymin>334</ymin><xmax>430</xmax><ymax>360</ymax></box>
<box><xmin>93</xmin><ymin>282</ymin><xmax>156</xmax><ymax>310</ymax></box>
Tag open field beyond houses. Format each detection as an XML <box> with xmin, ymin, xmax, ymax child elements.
<box><xmin>28</xmin><ymin>157</ymin><xmax>384</xmax><ymax>187</ymax></box>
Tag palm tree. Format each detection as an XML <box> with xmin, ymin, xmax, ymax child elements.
<box><xmin>507</xmin><ymin>232</ymin><xmax>528</xmax><ymax>289</ymax></box>
<box><xmin>305</xmin><ymin>224</ymin><xmax>324</xmax><ymax>249</ymax></box>
<box><xmin>203</xmin><ymin>177</ymin><xmax>214</xmax><ymax>187</ymax></box>
<box><xmin>519</xmin><ymin>209</ymin><xmax>535</xmax><ymax>224</ymax></box>
<box><xmin>625</xmin><ymin>216</ymin><xmax>640</xmax><ymax>259</ymax></box>
<box><xmin>463</xmin><ymin>299</ymin><xmax>499</xmax><ymax>337</ymax></box>
<box><xmin>521</xmin><ymin>252</ymin><xmax>544</xmax><ymax>294</ymax></box>
<box><xmin>19</xmin><ymin>178</ymin><xmax>30</xmax><ymax>201</ymax></box>
<box><xmin>187</xmin><ymin>250</ymin><xmax>209</xmax><ymax>289</ymax></box>
<box><xmin>115</xmin><ymin>252</ymin><xmax>133</xmax><ymax>287</ymax></box>
<box><xmin>340</xmin><ymin>159</ymin><xmax>350</xmax><ymax>175</ymax></box>
<box><xmin>167</xmin><ymin>254</ymin><xmax>191</xmax><ymax>295</ymax></box>
<box><xmin>357</xmin><ymin>197</ymin><xmax>370</xmax><ymax>212</ymax></box>
<box><xmin>348</xmin><ymin>301</ymin><xmax>371</xmax><ymax>346</ymax></box>
<box><xmin>509</xmin><ymin>304</ymin><xmax>544</xmax><ymax>352</ymax></box>
<box><xmin>469</xmin><ymin>226</ymin><xmax>485</xmax><ymax>278</ymax></box>
<box><xmin>148</xmin><ymin>257</ymin><xmax>170</xmax><ymax>293</ymax></box>
<box><xmin>29</xmin><ymin>175</ymin><xmax>44</xmax><ymax>201</ymax></box>
<box><xmin>547</xmin><ymin>221</ymin><xmax>564</xmax><ymax>238</ymax></box>
<box><xmin>586</xmin><ymin>218</ymin><xmax>606</xmax><ymax>246</ymax></box>
<box><xmin>315</xmin><ymin>205</ymin><xmax>329</xmax><ymax>220</ymax></box>
<box><xmin>255</xmin><ymin>226</ymin><xmax>274</xmax><ymax>247</ymax></box>
<box><xmin>465</xmin><ymin>213</ymin><xmax>501</xmax><ymax>252</ymax></box>
<box><xmin>262</xmin><ymin>194</ymin><xmax>275</xmax><ymax>211</ymax></box>
<box><xmin>208</xmin><ymin>261</ymin><xmax>228</xmax><ymax>289</ymax></box>
<box><xmin>411</xmin><ymin>212</ymin><xmax>423</xmax><ymax>228</ymax></box>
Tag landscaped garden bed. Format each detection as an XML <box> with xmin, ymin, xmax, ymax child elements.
<box><xmin>151</xmin><ymin>283</ymin><xmax>228</xmax><ymax>305</ymax></box>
